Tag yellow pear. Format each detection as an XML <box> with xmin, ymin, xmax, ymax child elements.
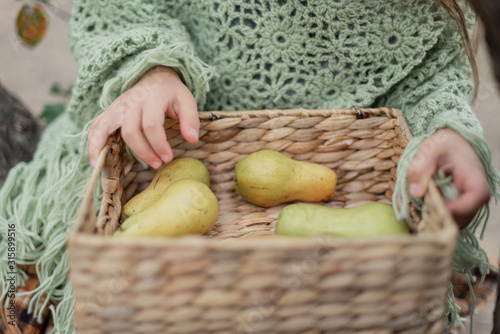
<box><xmin>234</xmin><ymin>150</ymin><xmax>337</xmax><ymax>207</ymax></box>
<box><xmin>275</xmin><ymin>203</ymin><xmax>409</xmax><ymax>238</ymax></box>
<box><xmin>115</xmin><ymin>179</ymin><xmax>219</xmax><ymax>238</ymax></box>
<box><xmin>121</xmin><ymin>157</ymin><xmax>210</xmax><ymax>220</ymax></box>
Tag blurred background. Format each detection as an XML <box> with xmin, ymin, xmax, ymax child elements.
<box><xmin>0</xmin><ymin>1</ymin><xmax>75</xmax><ymax>116</ymax></box>
<box><xmin>0</xmin><ymin>1</ymin><xmax>498</xmax><ymax>333</ymax></box>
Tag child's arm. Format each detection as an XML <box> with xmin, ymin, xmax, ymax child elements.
<box><xmin>68</xmin><ymin>0</ymin><xmax>214</xmax><ymax>161</ymax></box>
<box><xmin>380</xmin><ymin>13</ymin><xmax>499</xmax><ymax>227</ymax></box>
<box><xmin>87</xmin><ymin>66</ymin><xmax>199</xmax><ymax>169</ymax></box>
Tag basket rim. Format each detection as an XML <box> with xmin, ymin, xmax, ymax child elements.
<box><xmin>196</xmin><ymin>107</ymin><xmax>403</xmax><ymax>120</ymax></box>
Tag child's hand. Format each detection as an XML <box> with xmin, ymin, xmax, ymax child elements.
<box><xmin>88</xmin><ymin>66</ymin><xmax>199</xmax><ymax>169</ymax></box>
<box><xmin>407</xmin><ymin>128</ymin><xmax>490</xmax><ymax>228</ymax></box>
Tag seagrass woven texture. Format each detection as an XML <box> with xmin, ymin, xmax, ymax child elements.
<box><xmin>68</xmin><ymin>108</ymin><xmax>458</xmax><ymax>334</ymax></box>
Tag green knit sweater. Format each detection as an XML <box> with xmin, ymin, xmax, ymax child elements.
<box><xmin>1</xmin><ymin>0</ymin><xmax>499</xmax><ymax>332</ymax></box>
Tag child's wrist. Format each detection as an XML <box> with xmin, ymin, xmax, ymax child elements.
<box><xmin>141</xmin><ymin>65</ymin><xmax>179</xmax><ymax>81</ymax></box>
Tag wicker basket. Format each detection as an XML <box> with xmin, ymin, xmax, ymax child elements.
<box><xmin>68</xmin><ymin>108</ymin><xmax>458</xmax><ymax>334</ymax></box>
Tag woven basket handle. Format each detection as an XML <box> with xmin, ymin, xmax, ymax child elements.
<box><xmin>71</xmin><ymin>144</ymin><xmax>110</xmax><ymax>235</ymax></box>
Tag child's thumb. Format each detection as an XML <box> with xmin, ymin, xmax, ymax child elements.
<box><xmin>407</xmin><ymin>150</ymin><xmax>439</xmax><ymax>199</ymax></box>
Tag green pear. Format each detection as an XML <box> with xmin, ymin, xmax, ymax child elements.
<box><xmin>115</xmin><ymin>179</ymin><xmax>219</xmax><ymax>238</ymax></box>
<box><xmin>275</xmin><ymin>203</ymin><xmax>409</xmax><ymax>238</ymax></box>
<box><xmin>121</xmin><ymin>157</ymin><xmax>210</xmax><ymax>220</ymax></box>
<box><xmin>234</xmin><ymin>150</ymin><xmax>337</xmax><ymax>207</ymax></box>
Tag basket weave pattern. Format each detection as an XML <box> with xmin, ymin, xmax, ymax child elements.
<box><xmin>69</xmin><ymin>108</ymin><xmax>457</xmax><ymax>334</ymax></box>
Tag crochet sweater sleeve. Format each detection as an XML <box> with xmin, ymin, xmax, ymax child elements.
<box><xmin>381</xmin><ymin>19</ymin><xmax>478</xmax><ymax>138</ymax></box>
<box><xmin>67</xmin><ymin>0</ymin><xmax>214</xmax><ymax>128</ymax></box>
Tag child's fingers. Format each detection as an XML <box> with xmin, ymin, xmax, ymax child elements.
<box><xmin>446</xmin><ymin>190</ymin><xmax>489</xmax><ymax>228</ymax></box>
<box><xmin>88</xmin><ymin>113</ymin><xmax>120</xmax><ymax>168</ymax></box>
<box><xmin>446</xmin><ymin>192</ymin><xmax>480</xmax><ymax>217</ymax></box>
<box><xmin>142</xmin><ymin>99</ymin><xmax>173</xmax><ymax>163</ymax></box>
<box><xmin>445</xmin><ymin>169</ymin><xmax>490</xmax><ymax>227</ymax></box>
<box><xmin>121</xmin><ymin>109</ymin><xmax>162</xmax><ymax>169</ymax></box>
<box><xmin>167</xmin><ymin>92</ymin><xmax>200</xmax><ymax>144</ymax></box>
<box><xmin>407</xmin><ymin>145</ymin><xmax>439</xmax><ymax>198</ymax></box>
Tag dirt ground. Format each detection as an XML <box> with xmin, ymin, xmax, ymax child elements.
<box><xmin>0</xmin><ymin>1</ymin><xmax>498</xmax><ymax>333</ymax></box>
